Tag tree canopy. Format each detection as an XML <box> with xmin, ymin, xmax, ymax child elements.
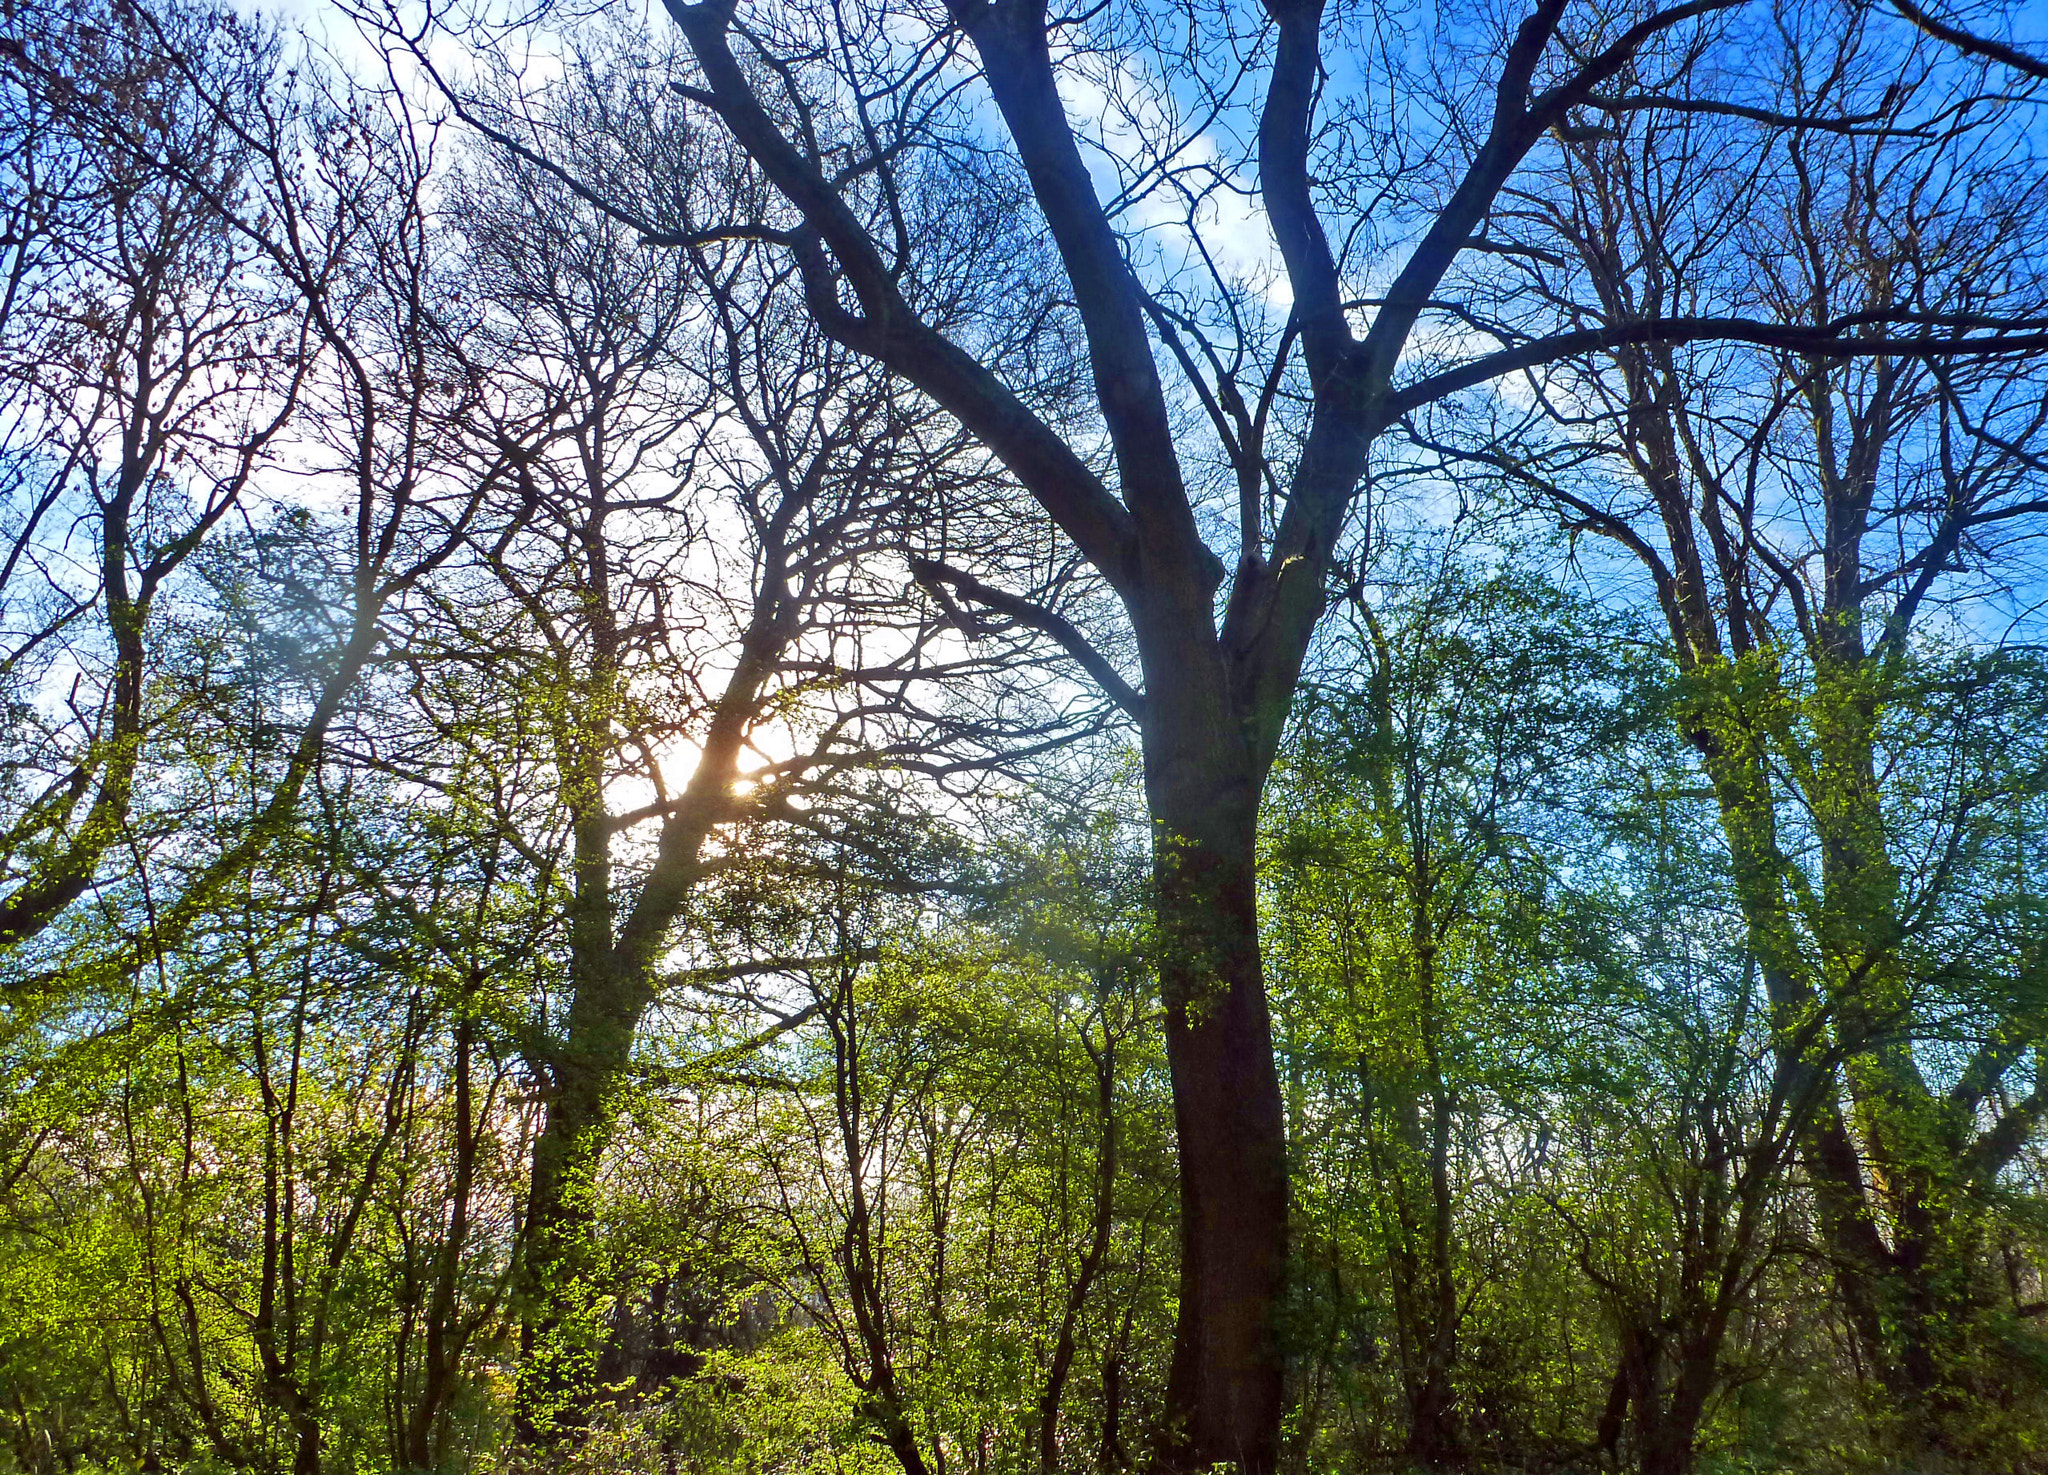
<box><xmin>3</xmin><ymin>0</ymin><xmax>2048</xmax><ymax>1470</ymax></box>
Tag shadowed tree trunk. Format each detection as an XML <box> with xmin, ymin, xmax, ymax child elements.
<box><xmin>1147</xmin><ymin>745</ymin><xmax>1287</xmax><ymax>1469</ymax></box>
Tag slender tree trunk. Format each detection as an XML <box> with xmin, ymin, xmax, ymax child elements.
<box><xmin>1038</xmin><ymin>1035</ymin><xmax>1117</xmax><ymax>1475</ymax></box>
<box><xmin>1100</xmin><ymin>1302</ymin><xmax>1134</xmax><ymax>1475</ymax></box>
<box><xmin>1405</xmin><ymin>932</ymin><xmax>1459</xmax><ymax>1467</ymax></box>
<box><xmin>1594</xmin><ymin>1336</ymin><xmax>1630</xmax><ymax>1460</ymax></box>
<box><xmin>516</xmin><ymin>960</ymin><xmax>651</xmax><ymax>1442</ymax></box>
<box><xmin>1595</xmin><ymin>1320</ymin><xmax>1662</xmax><ymax>1468</ymax></box>
<box><xmin>1688</xmin><ymin>696</ymin><xmax>1995</xmax><ymax>1455</ymax></box>
<box><xmin>407</xmin><ymin>1008</ymin><xmax>481</xmax><ymax>1471</ymax></box>
<box><xmin>513</xmin><ymin>562</ymin><xmax>788</xmax><ymax>1440</ymax></box>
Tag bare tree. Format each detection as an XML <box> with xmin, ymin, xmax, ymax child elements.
<box><xmin>366</xmin><ymin>71</ymin><xmax>1055</xmax><ymax>1437</ymax></box>
<box><xmin>0</xmin><ymin>0</ymin><xmax>312</xmax><ymax>951</ymax></box>
<box><xmin>0</xmin><ymin>0</ymin><xmax>497</xmax><ymax>990</ymax></box>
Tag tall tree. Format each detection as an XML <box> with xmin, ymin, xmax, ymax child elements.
<box><xmin>1435</xmin><ymin>18</ymin><xmax>2048</xmax><ymax>1454</ymax></box>
<box><xmin>0</xmin><ymin>0</ymin><xmax>311</xmax><ymax>951</ymax></box>
<box><xmin>394</xmin><ymin>79</ymin><xmax>1025</xmax><ymax>1436</ymax></box>
<box><xmin>0</xmin><ymin>0</ymin><xmax>492</xmax><ymax>982</ymax></box>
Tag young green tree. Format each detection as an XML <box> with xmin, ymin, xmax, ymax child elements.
<box><xmin>1438</xmin><ymin>18</ymin><xmax>2048</xmax><ymax>1454</ymax></box>
<box><xmin>1266</xmin><ymin>542</ymin><xmax>1653</xmax><ymax>1466</ymax></box>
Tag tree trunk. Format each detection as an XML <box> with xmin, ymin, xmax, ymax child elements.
<box><xmin>1405</xmin><ymin>933</ymin><xmax>1459</xmax><ymax>1468</ymax></box>
<box><xmin>1808</xmin><ymin>641</ymin><xmax>1992</xmax><ymax>1454</ymax></box>
<box><xmin>516</xmin><ymin>962</ymin><xmax>652</xmax><ymax>1442</ymax></box>
<box><xmin>1595</xmin><ymin>1321</ymin><xmax>1659</xmax><ymax>1466</ymax></box>
<box><xmin>1038</xmin><ymin>1035</ymin><xmax>1118</xmax><ymax>1475</ymax></box>
<box><xmin>406</xmin><ymin>1008</ymin><xmax>482</xmax><ymax>1472</ymax></box>
<box><xmin>1150</xmin><ymin>752</ymin><xmax>1287</xmax><ymax>1475</ymax></box>
<box><xmin>1637</xmin><ymin>1338</ymin><xmax>1718</xmax><ymax>1475</ymax></box>
<box><xmin>1684</xmin><ymin>706</ymin><xmax>1914</xmax><ymax>1367</ymax></box>
<box><xmin>513</xmin><ymin>603</ymin><xmax>774</xmax><ymax>1440</ymax></box>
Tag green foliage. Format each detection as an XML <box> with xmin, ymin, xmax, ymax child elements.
<box><xmin>4</xmin><ymin>0</ymin><xmax>2048</xmax><ymax>1468</ymax></box>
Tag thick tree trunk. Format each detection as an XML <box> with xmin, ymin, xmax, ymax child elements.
<box><xmin>1150</xmin><ymin>756</ymin><xmax>1287</xmax><ymax>1475</ymax></box>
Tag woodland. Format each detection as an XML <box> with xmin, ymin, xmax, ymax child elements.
<box><xmin>4</xmin><ymin>0</ymin><xmax>2048</xmax><ymax>1469</ymax></box>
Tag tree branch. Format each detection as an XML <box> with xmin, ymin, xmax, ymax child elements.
<box><xmin>1388</xmin><ymin>317</ymin><xmax>2048</xmax><ymax>418</ymax></box>
<box><xmin>1886</xmin><ymin>0</ymin><xmax>2048</xmax><ymax>83</ymax></box>
<box><xmin>908</xmin><ymin>557</ymin><xmax>1146</xmax><ymax>719</ymax></box>
<box><xmin>664</xmin><ymin>0</ymin><xmax>1143</xmax><ymax>595</ymax></box>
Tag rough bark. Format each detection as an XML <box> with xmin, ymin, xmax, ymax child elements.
<box><xmin>1150</xmin><ymin>769</ymin><xmax>1287</xmax><ymax>1475</ymax></box>
<box><xmin>1148</xmin><ymin>568</ymin><xmax>1299</xmax><ymax>1450</ymax></box>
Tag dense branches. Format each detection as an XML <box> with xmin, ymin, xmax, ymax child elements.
<box><xmin>3</xmin><ymin>0</ymin><xmax>2048</xmax><ymax>1472</ymax></box>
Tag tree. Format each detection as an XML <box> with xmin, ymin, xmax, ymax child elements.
<box><xmin>0</xmin><ymin>0</ymin><xmax>312</xmax><ymax>951</ymax></box>
<box><xmin>644</xmin><ymin>806</ymin><xmax>1176</xmax><ymax>1475</ymax></box>
<box><xmin>0</xmin><ymin>0</ymin><xmax>493</xmax><ymax>988</ymax></box>
<box><xmin>377</xmin><ymin>68</ymin><xmax>1033</xmax><ymax>1437</ymax></box>
<box><xmin>1265</xmin><ymin>541</ymin><xmax>1684</xmax><ymax>1466</ymax></box>
<box><xmin>1427</xmin><ymin>15</ymin><xmax>2048</xmax><ymax>1454</ymax></box>
<box><xmin>425</xmin><ymin>0</ymin><xmax>2048</xmax><ymax>1462</ymax></box>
